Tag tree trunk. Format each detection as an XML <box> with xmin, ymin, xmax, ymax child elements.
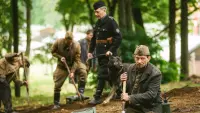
<box><xmin>85</xmin><ymin>0</ymin><xmax>95</xmax><ymax>28</ymax></box>
<box><xmin>12</xmin><ymin>0</ymin><xmax>19</xmax><ymax>53</ymax></box>
<box><xmin>25</xmin><ymin>0</ymin><xmax>32</xmax><ymax>57</ymax></box>
<box><xmin>180</xmin><ymin>0</ymin><xmax>188</xmax><ymax>78</ymax></box>
<box><xmin>169</xmin><ymin>0</ymin><xmax>176</xmax><ymax>63</ymax></box>
<box><xmin>125</xmin><ymin>0</ymin><xmax>133</xmax><ymax>30</ymax></box>
<box><xmin>62</xmin><ymin>13</ymin><xmax>69</xmax><ymax>31</ymax></box>
<box><xmin>132</xmin><ymin>8</ymin><xmax>145</xmax><ymax>32</ymax></box>
<box><xmin>11</xmin><ymin>0</ymin><xmax>20</xmax><ymax>97</ymax></box>
<box><xmin>118</xmin><ymin>0</ymin><xmax>126</xmax><ymax>30</ymax></box>
<box><xmin>106</xmin><ymin>0</ymin><xmax>117</xmax><ymax>17</ymax></box>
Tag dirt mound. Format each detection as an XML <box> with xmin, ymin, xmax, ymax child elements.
<box><xmin>189</xmin><ymin>75</ymin><xmax>200</xmax><ymax>84</ymax></box>
<box><xmin>166</xmin><ymin>86</ymin><xmax>200</xmax><ymax>113</ymax></box>
<box><xmin>15</xmin><ymin>100</ymin><xmax>122</xmax><ymax>113</ymax></box>
<box><xmin>166</xmin><ymin>86</ymin><xmax>200</xmax><ymax>97</ymax></box>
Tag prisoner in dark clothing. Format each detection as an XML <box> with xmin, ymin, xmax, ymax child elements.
<box><xmin>120</xmin><ymin>45</ymin><xmax>162</xmax><ymax>113</ymax></box>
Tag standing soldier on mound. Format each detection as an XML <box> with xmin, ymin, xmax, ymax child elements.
<box><xmin>51</xmin><ymin>31</ymin><xmax>88</xmax><ymax>109</ymax></box>
<box><xmin>88</xmin><ymin>1</ymin><xmax>122</xmax><ymax>105</ymax></box>
<box><xmin>0</xmin><ymin>52</ymin><xmax>29</xmax><ymax>113</ymax></box>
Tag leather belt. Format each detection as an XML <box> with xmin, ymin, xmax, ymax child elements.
<box><xmin>96</xmin><ymin>37</ymin><xmax>112</xmax><ymax>44</ymax></box>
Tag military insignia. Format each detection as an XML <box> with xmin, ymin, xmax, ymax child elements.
<box><xmin>116</xmin><ymin>28</ymin><xmax>120</xmax><ymax>33</ymax></box>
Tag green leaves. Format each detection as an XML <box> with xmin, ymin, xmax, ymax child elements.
<box><xmin>55</xmin><ymin>0</ymin><xmax>89</xmax><ymax>30</ymax></box>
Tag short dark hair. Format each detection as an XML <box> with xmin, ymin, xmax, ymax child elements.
<box><xmin>86</xmin><ymin>29</ymin><xmax>93</xmax><ymax>34</ymax></box>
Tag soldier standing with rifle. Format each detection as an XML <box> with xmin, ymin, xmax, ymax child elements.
<box><xmin>0</xmin><ymin>52</ymin><xmax>29</xmax><ymax>113</ymax></box>
<box><xmin>51</xmin><ymin>31</ymin><xmax>88</xmax><ymax>109</ymax></box>
<box><xmin>88</xmin><ymin>1</ymin><xmax>122</xmax><ymax>105</ymax></box>
<box><xmin>120</xmin><ymin>45</ymin><xmax>162</xmax><ymax>113</ymax></box>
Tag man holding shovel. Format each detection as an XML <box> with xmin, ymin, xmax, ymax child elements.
<box><xmin>0</xmin><ymin>52</ymin><xmax>29</xmax><ymax>113</ymax></box>
<box><xmin>120</xmin><ymin>45</ymin><xmax>162</xmax><ymax>113</ymax></box>
<box><xmin>51</xmin><ymin>31</ymin><xmax>88</xmax><ymax>109</ymax></box>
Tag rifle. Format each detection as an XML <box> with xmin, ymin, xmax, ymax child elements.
<box><xmin>21</xmin><ymin>53</ymin><xmax>30</xmax><ymax>106</ymax></box>
<box><xmin>122</xmin><ymin>81</ymin><xmax>126</xmax><ymax>113</ymax></box>
<box><xmin>62</xmin><ymin>60</ymin><xmax>83</xmax><ymax>102</ymax></box>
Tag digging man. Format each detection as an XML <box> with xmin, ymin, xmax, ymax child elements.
<box><xmin>51</xmin><ymin>31</ymin><xmax>88</xmax><ymax>109</ymax></box>
<box><xmin>0</xmin><ymin>52</ymin><xmax>29</xmax><ymax>113</ymax></box>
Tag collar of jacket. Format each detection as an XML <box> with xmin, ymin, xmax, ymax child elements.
<box><xmin>131</xmin><ymin>63</ymin><xmax>153</xmax><ymax>83</ymax></box>
<box><xmin>97</xmin><ymin>15</ymin><xmax>109</xmax><ymax>26</ymax></box>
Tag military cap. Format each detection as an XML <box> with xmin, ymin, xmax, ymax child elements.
<box><xmin>134</xmin><ymin>45</ymin><xmax>150</xmax><ymax>56</ymax></box>
<box><xmin>65</xmin><ymin>31</ymin><xmax>73</xmax><ymax>40</ymax></box>
<box><xmin>93</xmin><ymin>1</ymin><xmax>106</xmax><ymax>10</ymax></box>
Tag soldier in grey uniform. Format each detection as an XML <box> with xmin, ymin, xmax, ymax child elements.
<box><xmin>120</xmin><ymin>45</ymin><xmax>162</xmax><ymax>113</ymax></box>
<box><xmin>0</xmin><ymin>53</ymin><xmax>29</xmax><ymax>113</ymax></box>
<box><xmin>88</xmin><ymin>1</ymin><xmax>122</xmax><ymax>105</ymax></box>
<box><xmin>51</xmin><ymin>31</ymin><xmax>87</xmax><ymax>109</ymax></box>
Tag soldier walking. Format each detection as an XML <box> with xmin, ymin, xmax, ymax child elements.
<box><xmin>88</xmin><ymin>1</ymin><xmax>122</xmax><ymax>105</ymax></box>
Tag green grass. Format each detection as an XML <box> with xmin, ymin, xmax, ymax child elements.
<box><xmin>6</xmin><ymin>63</ymin><xmax>96</xmax><ymax>109</ymax></box>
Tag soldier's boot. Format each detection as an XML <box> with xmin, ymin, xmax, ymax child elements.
<box><xmin>3</xmin><ymin>99</ymin><xmax>13</xmax><ymax>113</ymax></box>
<box><xmin>74</xmin><ymin>81</ymin><xmax>89</xmax><ymax>101</ymax></box>
<box><xmin>89</xmin><ymin>79</ymin><xmax>105</xmax><ymax>105</ymax></box>
<box><xmin>88</xmin><ymin>89</ymin><xmax>102</xmax><ymax>105</ymax></box>
<box><xmin>52</xmin><ymin>92</ymin><xmax>60</xmax><ymax>110</ymax></box>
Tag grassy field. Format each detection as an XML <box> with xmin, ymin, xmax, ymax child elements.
<box><xmin>1</xmin><ymin>63</ymin><xmax>200</xmax><ymax>110</ymax></box>
<box><xmin>9</xmin><ymin>63</ymin><xmax>95</xmax><ymax>108</ymax></box>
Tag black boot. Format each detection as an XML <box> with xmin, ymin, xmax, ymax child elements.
<box><xmin>52</xmin><ymin>92</ymin><xmax>60</xmax><ymax>109</ymax></box>
<box><xmin>88</xmin><ymin>79</ymin><xmax>105</xmax><ymax>105</ymax></box>
<box><xmin>2</xmin><ymin>99</ymin><xmax>13</xmax><ymax>113</ymax></box>
<box><xmin>74</xmin><ymin>81</ymin><xmax>89</xmax><ymax>101</ymax></box>
<box><xmin>88</xmin><ymin>90</ymin><xmax>102</xmax><ymax>105</ymax></box>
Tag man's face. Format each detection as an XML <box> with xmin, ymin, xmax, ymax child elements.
<box><xmin>65</xmin><ymin>37</ymin><xmax>73</xmax><ymax>45</ymax></box>
<box><xmin>134</xmin><ymin>55</ymin><xmax>150</xmax><ymax>68</ymax></box>
<box><xmin>94</xmin><ymin>8</ymin><xmax>106</xmax><ymax>19</ymax></box>
<box><xmin>86</xmin><ymin>32</ymin><xmax>93</xmax><ymax>40</ymax></box>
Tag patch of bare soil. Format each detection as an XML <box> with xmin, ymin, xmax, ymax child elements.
<box><xmin>166</xmin><ymin>86</ymin><xmax>200</xmax><ymax>113</ymax></box>
<box><xmin>13</xmin><ymin>86</ymin><xmax>200</xmax><ymax>113</ymax></box>
<box><xmin>189</xmin><ymin>75</ymin><xmax>200</xmax><ymax>84</ymax></box>
<box><xmin>15</xmin><ymin>99</ymin><xmax>122</xmax><ymax>113</ymax></box>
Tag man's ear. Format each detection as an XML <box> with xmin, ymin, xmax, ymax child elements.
<box><xmin>147</xmin><ymin>56</ymin><xmax>151</xmax><ymax>61</ymax></box>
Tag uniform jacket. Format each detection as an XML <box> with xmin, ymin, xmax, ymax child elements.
<box><xmin>125</xmin><ymin>63</ymin><xmax>162</xmax><ymax>112</ymax></box>
<box><xmin>0</xmin><ymin>53</ymin><xmax>23</xmax><ymax>84</ymax></box>
<box><xmin>51</xmin><ymin>38</ymin><xmax>81</xmax><ymax>73</ymax></box>
<box><xmin>89</xmin><ymin>15</ymin><xmax>122</xmax><ymax>56</ymax></box>
<box><xmin>79</xmin><ymin>38</ymin><xmax>90</xmax><ymax>64</ymax></box>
